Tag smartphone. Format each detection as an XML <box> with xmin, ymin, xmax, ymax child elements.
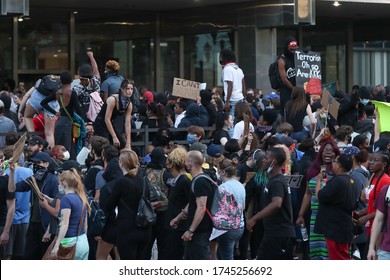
<box><xmin>320</xmin><ymin>165</ymin><xmax>326</xmax><ymax>178</ymax></box>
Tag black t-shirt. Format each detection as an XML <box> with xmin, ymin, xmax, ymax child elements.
<box><xmin>237</xmin><ymin>162</ymin><xmax>254</xmax><ymax>184</ymax></box>
<box><xmin>0</xmin><ymin>174</ymin><xmax>15</xmax><ymax>227</ymax></box>
<box><xmin>261</xmin><ymin>174</ymin><xmax>295</xmax><ymax>238</ymax></box>
<box><xmin>212</xmin><ymin>130</ymin><xmax>230</xmax><ymax>145</ymax></box>
<box><xmin>166</xmin><ymin>174</ymin><xmax>191</xmax><ymax>231</ymax></box>
<box><xmin>187</xmin><ymin>174</ymin><xmax>214</xmax><ymax>233</ymax></box>
<box><xmin>314</xmin><ymin>175</ymin><xmax>354</xmax><ymax>243</ymax></box>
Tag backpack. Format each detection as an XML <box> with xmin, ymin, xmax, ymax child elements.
<box><xmin>120</xmin><ymin>177</ymin><xmax>157</xmax><ymax>228</ymax></box>
<box><xmin>145</xmin><ymin>168</ymin><xmax>168</xmax><ymax>212</ymax></box>
<box><xmin>87</xmin><ymin>91</ymin><xmax>103</xmax><ymax>122</ymax></box>
<box><xmin>191</xmin><ymin>174</ymin><xmax>242</xmax><ymax>230</ymax></box>
<box><xmin>87</xmin><ymin>195</ymin><xmax>106</xmax><ymax>237</ymax></box>
<box><xmin>268</xmin><ymin>55</ymin><xmax>284</xmax><ymax>90</ymax></box>
<box><xmin>36</xmin><ymin>75</ymin><xmax>61</xmax><ymax>96</ymax></box>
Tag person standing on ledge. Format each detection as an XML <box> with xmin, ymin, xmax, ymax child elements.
<box><xmin>219</xmin><ymin>49</ymin><xmax>246</xmax><ymax>121</ymax></box>
<box><xmin>278</xmin><ymin>36</ymin><xmax>298</xmax><ymax>120</ymax></box>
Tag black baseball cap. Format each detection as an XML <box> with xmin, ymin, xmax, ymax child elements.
<box><xmin>30</xmin><ymin>152</ymin><xmax>52</xmax><ymax>163</ymax></box>
<box><xmin>29</xmin><ymin>136</ymin><xmax>44</xmax><ymax>146</ymax></box>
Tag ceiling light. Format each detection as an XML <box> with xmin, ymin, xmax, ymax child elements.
<box><xmin>333</xmin><ymin>1</ymin><xmax>340</xmax><ymax>7</ymax></box>
<box><xmin>17</xmin><ymin>16</ymin><xmax>23</xmax><ymax>22</ymax></box>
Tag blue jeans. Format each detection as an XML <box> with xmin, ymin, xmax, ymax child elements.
<box><xmin>377</xmin><ymin>249</ymin><xmax>390</xmax><ymax>260</ymax></box>
<box><xmin>184</xmin><ymin>231</ymin><xmax>211</xmax><ymax>260</ymax></box>
<box><xmin>229</xmin><ymin>99</ymin><xmax>243</xmax><ymax>122</ymax></box>
<box><xmin>217</xmin><ymin>227</ymin><xmax>244</xmax><ymax>260</ymax></box>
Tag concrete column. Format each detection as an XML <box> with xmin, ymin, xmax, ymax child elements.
<box><xmin>237</xmin><ymin>27</ymin><xmax>277</xmax><ymax>93</ymax></box>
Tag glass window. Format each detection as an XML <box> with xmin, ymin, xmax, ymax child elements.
<box><xmin>0</xmin><ymin>17</ymin><xmax>13</xmax><ymax>85</ymax></box>
<box><xmin>18</xmin><ymin>18</ymin><xmax>68</xmax><ymax>71</ymax></box>
<box><xmin>75</xmin><ymin>19</ymin><xmax>154</xmax><ymax>88</ymax></box>
<box><xmin>184</xmin><ymin>31</ymin><xmax>233</xmax><ymax>88</ymax></box>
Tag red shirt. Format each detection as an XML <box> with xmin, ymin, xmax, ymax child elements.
<box><xmin>366</xmin><ymin>173</ymin><xmax>390</xmax><ymax>235</ymax></box>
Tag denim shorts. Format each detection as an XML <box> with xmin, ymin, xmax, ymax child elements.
<box><xmin>377</xmin><ymin>249</ymin><xmax>390</xmax><ymax>260</ymax></box>
<box><xmin>27</xmin><ymin>89</ymin><xmax>59</xmax><ymax>118</ymax></box>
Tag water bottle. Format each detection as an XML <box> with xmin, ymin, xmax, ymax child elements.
<box><xmin>300</xmin><ymin>224</ymin><xmax>309</xmax><ymax>242</ymax></box>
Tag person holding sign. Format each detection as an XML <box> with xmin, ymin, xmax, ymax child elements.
<box><xmin>219</xmin><ymin>49</ymin><xmax>246</xmax><ymax>120</ymax></box>
<box><xmin>278</xmin><ymin>36</ymin><xmax>298</xmax><ymax>120</ymax></box>
<box><xmin>15</xmin><ymin>152</ymin><xmax>59</xmax><ymax>259</ymax></box>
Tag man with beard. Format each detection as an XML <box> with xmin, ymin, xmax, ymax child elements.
<box><xmin>278</xmin><ymin>36</ymin><xmax>298</xmax><ymax>120</ymax></box>
<box><xmin>15</xmin><ymin>152</ymin><xmax>59</xmax><ymax>259</ymax></box>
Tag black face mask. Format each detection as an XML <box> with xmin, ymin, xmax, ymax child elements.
<box><xmin>33</xmin><ymin>164</ymin><xmax>46</xmax><ymax>174</ymax></box>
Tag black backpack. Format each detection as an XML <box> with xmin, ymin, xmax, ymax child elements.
<box><xmin>36</xmin><ymin>75</ymin><xmax>61</xmax><ymax>96</ymax></box>
<box><xmin>87</xmin><ymin>194</ymin><xmax>106</xmax><ymax>237</ymax></box>
<box><xmin>268</xmin><ymin>55</ymin><xmax>284</xmax><ymax>90</ymax></box>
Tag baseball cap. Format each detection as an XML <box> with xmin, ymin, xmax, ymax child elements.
<box><xmin>280</xmin><ymin>137</ymin><xmax>296</xmax><ymax>148</ymax></box>
<box><xmin>29</xmin><ymin>136</ymin><xmax>44</xmax><ymax>146</ymax></box>
<box><xmin>30</xmin><ymin>152</ymin><xmax>52</xmax><ymax>163</ymax></box>
<box><xmin>266</xmin><ymin>92</ymin><xmax>279</xmax><ymax>99</ymax></box>
<box><xmin>189</xmin><ymin>142</ymin><xmax>206</xmax><ymax>154</ymax></box>
<box><xmin>288</xmin><ymin>40</ymin><xmax>299</xmax><ymax>49</ymax></box>
<box><xmin>78</xmin><ymin>64</ymin><xmax>92</xmax><ymax>78</ymax></box>
<box><xmin>342</xmin><ymin>146</ymin><xmax>360</xmax><ymax>156</ymax></box>
<box><xmin>207</xmin><ymin>144</ymin><xmax>222</xmax><ymax>158</ymax></box>
<box><xmin>61</xmin><ymin>160</ymin><xmax>81</xmax><ymax>171</ymax></box>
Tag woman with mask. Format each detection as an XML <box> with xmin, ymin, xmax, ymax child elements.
<box><xmin>105</xmin><ymin>149</ymin><xmax>152</xmax><ymax>259</ymax></box>
<box><xmin>166</xmin><ymin>147</ymin><xmax>191</xmax><ymax>260</ymax></box>
<box><xmin>214</xmin><ymin>158</ymin><xmax>245</xmax><ymax>260</ymax></box>
<box><xmin>48</xmin><ymin>168</ymin><xmax>90</xmax><ymax>260</ymax></box>
<box><xmin>212</xmin><ymin>112</ymin><xmax>232</xmax><ymax>146</ymax></box>
<box><xmin>296</xmin><ymin>140</ymin><xmax>340</xmax><ymax>259</ymax></box>
<box><xmin>141</xmin><ymin>102</ymin><xmax>169</xmax><ymax>143</ymax></box>
<box><xmin>94</xmin><ymin>79</ymin><xmax>133</xmax><ymax>150</ymax></box>
<box><xmin>239</xmin><ymin>150</ymin><xmax>267</xmax><ymax>259</ymax></box>
<box><xmin>101</xmin><ymin>60</ymin><xmax>124</xmax><ymax>102</ymax></box>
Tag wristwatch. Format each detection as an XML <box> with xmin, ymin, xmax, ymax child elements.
<box><xmin>188</xmin><ymin>229</ymin><xmax>194</xmax><ymax>235</ymax></box>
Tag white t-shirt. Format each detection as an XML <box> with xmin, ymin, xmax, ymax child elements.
<box><xmin>222</xmin><ymin>63</ymin><xmax>245</xmax><ymax>102</ymax></box>
<box><xmin>174</xmin><ymin>111</ymin><xmax>186</xmax><ymax>128</ymax></box>
<box><xmin>232</xmin><ymin>120</ymin><xmax>254</xmax><ymax>140</ymax></box>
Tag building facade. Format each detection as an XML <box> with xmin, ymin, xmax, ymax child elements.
<box><xmin>0</xmin><ymin>0</ymin><xmax>389</xmax><ymax>93</ymax></box>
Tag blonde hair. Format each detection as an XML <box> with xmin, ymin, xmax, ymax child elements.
<box><xmin>60</xmin><ymin>169</ymin><xmax>91</xmax><ymax>213</ymax></box>
<box><xmin>119</xmin><ymin>149</ymin><xmax>139</xmax><ymax>176</ymax></box>
<box><xmin>168</xmin><ymin>146</ymin><xmax>187</xmax><ymax>170</ymax></box>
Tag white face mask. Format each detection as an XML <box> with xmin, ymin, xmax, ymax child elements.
<box><xmin>360</xmin><ymin>98</ymin><xmax>370</xmax><ymax>105</ymax></box>
<box><xmin>63</xmin><ymin>151</ymin><xmax>70</xmax><ymax>161</ymax></box>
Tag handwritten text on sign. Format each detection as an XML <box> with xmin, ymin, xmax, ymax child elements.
<box><xmin>172</xmin><ymin>78</ymin><xmax>201</xmax><ymax>100</ymax></box>
<box><xmin>294</xmin><ymin>51</ymin><xmax>322</xmax><ymax>94</ymax></box>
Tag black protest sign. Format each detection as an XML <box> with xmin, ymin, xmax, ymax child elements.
<box><xmin>294</xmin><ymin>50</ymin><xmax>322</xmax><ymax>94</ymax></box>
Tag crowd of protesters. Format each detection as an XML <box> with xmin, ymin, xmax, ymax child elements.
<box><xmin>0</xmin><ymin>46</ymin><xmax>390</xmax><ymax>261</ymax></box>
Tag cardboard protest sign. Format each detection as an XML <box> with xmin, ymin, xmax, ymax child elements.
<box><xmin>172</xmin><ymin>78</ymin><xmax>201</xmax><ymax>100</ymax></box>
<box><xmin>12</xmin><ymin>133</ymin><xmax>27</xmax><ymax>162</ymax></box>
<box><xmin>321</xmin><ymin>88</ymin><xmax>340</xmax><ymax>120</ymax></box>
<box><xmin>284</xmin><ymin>175</ymin><xmax>303</xmax><ymax>189</ymax></box>
<box><xmin>371</xmin><ymin>100</ymin><xmax>390</xmax><ymax>132</ymax></box>
<box><xmin>25</xmin><ymin>176</ymin><xmax>44</xmax><ymax>201</ymax></box>
<box><xmin>294</xmin><ymin>50</ymin><xmax>322</xmax><ymax>94</ymax></box>
<box><xmin>243</xmin><ymin>113</ymin><xmax>250</xmax><ymax>137</ymax></box>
